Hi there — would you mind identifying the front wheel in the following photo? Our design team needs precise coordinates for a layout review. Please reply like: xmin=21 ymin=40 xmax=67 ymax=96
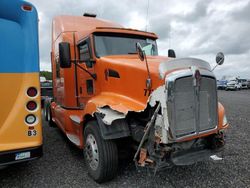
xmin=84 ymin=121 xmax=118 ymax=183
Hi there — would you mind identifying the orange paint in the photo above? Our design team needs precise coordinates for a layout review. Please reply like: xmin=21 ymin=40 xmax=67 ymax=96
xmin=50 ymin=15 xmax=228 ymax=149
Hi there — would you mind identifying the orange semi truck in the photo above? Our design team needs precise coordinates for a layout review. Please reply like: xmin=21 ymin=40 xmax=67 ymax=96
xmin=44 ymin=14 xmax=228 ymax=182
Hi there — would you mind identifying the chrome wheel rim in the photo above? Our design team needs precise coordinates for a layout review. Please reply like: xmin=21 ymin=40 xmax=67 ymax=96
xmin=85 ymin=134 xmax=99 ymax=170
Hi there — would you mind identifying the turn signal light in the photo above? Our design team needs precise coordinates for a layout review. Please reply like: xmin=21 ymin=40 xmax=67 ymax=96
xmin=25 ymin=114 xmax=36 ymax=124
xmin=27 ymin=87 xmax=37 ymax=97
xmin=26 ymin=101 xmax=37 ymax=111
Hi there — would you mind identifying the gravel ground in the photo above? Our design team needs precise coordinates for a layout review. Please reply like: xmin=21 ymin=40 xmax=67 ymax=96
xmin=0 ymin=90 xmax=250 ymax=188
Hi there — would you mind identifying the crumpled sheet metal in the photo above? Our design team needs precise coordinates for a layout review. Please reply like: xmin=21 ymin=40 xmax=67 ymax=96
xmin=97 ymin=106 xmax=126 ymax=125
xmin=96 ymin=85 xmax=166 ymax=125
xmin=96 ymin=85 xmax=170 ymax=144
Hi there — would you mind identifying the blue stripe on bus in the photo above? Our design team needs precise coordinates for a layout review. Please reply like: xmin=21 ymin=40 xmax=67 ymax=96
xmin=0 ymin=0 xmax=40 ymax=73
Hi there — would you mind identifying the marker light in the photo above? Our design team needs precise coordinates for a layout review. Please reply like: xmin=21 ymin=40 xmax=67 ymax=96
xmin=22 ymin=5 xmax=33 ymax=12
xmin=25 ymin=114 xmax=36 ymax=124
xmin=26 ymin=101 xmax=37 ymax=111
xmin=27 ymin=87 xmax=37 ymax=97
xmin=223 ymin=115 xmax=228 ymax=126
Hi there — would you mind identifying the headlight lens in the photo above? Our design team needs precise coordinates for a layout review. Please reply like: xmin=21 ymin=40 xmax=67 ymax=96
xmin=223 ymin=114 xmax=228 ymax=126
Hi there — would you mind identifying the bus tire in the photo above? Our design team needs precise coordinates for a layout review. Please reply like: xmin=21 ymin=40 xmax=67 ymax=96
xmin=83 ymin=121 xmax=118 ymax=183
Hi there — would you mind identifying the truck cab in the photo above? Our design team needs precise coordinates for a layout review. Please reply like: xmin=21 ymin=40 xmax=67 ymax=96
xmin=46 ymin=14 xmax=229 ymax=183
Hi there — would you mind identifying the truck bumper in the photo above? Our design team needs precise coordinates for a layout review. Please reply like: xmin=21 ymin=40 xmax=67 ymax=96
xmin=0 ymin=145 xmax=42 ymax=166
xmin=171 ymin=148 xmax=222 ymax=166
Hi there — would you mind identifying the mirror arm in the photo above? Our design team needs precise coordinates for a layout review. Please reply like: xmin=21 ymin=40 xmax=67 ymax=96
xmin=143 ymin=51 xmax=152 ymax=89
xmin=77 ymin=59 xmax=96 ymax=64
xmin=144 ymin=51 xmax=151 ymax=80
xmin=211 ymin=64 xmax=218 ymax=71
xmin=212 ymin=58 xmax=223 ymax=71
xmin=70 ymin=60 xmax=97 ymax=80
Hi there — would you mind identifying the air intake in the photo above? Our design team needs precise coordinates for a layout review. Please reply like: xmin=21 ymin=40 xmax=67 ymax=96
xmin=83 ymin=13 xmax=96 ymax=18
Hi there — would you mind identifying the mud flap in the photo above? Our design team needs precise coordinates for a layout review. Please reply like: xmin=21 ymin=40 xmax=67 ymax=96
xmin=95 ymin=113 xmax=130 ymax=140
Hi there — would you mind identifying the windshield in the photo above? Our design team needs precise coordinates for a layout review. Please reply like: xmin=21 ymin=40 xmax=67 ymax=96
xmin=94 ymin=33 xmax=158 ymax=57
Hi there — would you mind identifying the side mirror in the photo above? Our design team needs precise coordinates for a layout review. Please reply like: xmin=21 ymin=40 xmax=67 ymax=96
xmin=168 ymin=49 xmax=176 ymax=58
xmin=136 ymin=42 xmax=145 ymax=61
xmin=59 ymin=42 xmax=71 ymax=68
xmin=216 ymin=52 xmax=224 ymax=65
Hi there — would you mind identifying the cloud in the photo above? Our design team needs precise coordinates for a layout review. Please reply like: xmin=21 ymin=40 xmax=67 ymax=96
xmin=29 ymin=0 xmax=250 ymax=79
xmin=176 ymin=1 xmax=210 ymax=23
xmin=227 ymin=0 xmax=250 ymax=22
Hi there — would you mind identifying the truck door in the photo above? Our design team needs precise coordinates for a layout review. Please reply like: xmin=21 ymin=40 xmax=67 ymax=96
xmin=77 ymin=38 xmax=96 ymax=108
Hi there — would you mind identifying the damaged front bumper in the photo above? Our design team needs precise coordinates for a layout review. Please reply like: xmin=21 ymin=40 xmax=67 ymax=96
xmin=94 ymin=59 xmax=228 ymax=172
xmin=170 ymin=147 xmax=223 ymax=166
xmin=137 ymin=147 xmax=224 ymax=172
xmin=135 ymin=129 xmax=225 ymax=170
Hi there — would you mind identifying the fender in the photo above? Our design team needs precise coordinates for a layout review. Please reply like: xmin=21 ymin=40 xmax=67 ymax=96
xmin=95 ymin=113 xmax=130 ymax=140
xmin=83 ymin=92 xmax=147 ymax=115
xmin=82 ymin=92 xmax=146 ymax=140
xmin=218 ymin=102 xmax=228 ymax=129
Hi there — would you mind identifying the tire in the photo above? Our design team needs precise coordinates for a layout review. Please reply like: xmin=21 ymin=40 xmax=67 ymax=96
xmin=83 ymin=121 xmax=118 ymax=183
xmin=43 ymin=99 xmax=50 ymax=121
xmin=44 ymin=105 xmax=48 ymax=121
xmin=47 ymin=106 xmax=56 ymax=127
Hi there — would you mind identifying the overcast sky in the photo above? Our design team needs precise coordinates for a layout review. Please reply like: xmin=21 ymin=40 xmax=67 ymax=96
xmin=29 ymin=0 xmax=250 ymax=79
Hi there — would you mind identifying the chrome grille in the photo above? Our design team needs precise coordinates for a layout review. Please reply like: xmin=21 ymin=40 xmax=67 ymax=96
xmin=168 ymin=76 xmax=218 ymax=139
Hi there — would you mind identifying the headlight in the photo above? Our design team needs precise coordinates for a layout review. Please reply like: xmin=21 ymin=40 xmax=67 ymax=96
xmin=223 ymin=114 xmax=228 ymax=126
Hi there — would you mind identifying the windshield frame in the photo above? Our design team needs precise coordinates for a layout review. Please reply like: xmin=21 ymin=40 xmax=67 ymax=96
xmin=92 ymin=32 xmax=158 ymax=58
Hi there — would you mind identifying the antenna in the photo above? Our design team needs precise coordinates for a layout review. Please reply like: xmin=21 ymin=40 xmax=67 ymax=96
xmin=145 ymin=0 xmax=150 ymax=31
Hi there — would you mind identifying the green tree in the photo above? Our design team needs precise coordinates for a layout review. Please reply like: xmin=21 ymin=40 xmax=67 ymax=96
xmin=40 ymin=71 xmax=52 ymax=80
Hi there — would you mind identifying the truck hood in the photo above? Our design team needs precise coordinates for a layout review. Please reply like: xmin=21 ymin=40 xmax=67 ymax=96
xmin=93 ymin=55 xmax=215 ymax=115
xmin=99 ymin=55 xmax=213 ymax=79
xmin=99 ymin=55 xmax=169 ymax=78
xmin=93 ymin=55 xmax=169 ymax=114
